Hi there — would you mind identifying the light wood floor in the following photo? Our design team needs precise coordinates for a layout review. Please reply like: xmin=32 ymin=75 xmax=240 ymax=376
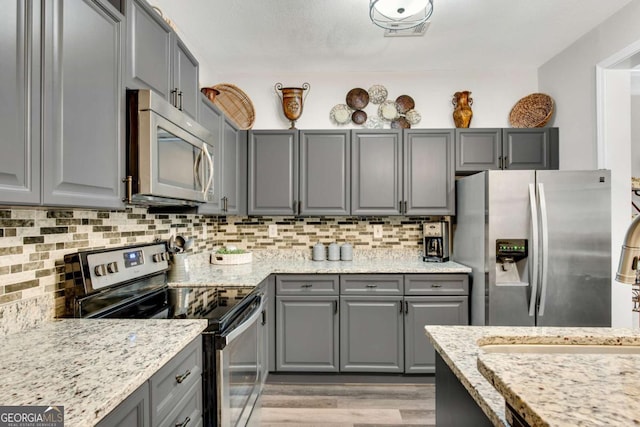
xmin=251 ymin=380 xmax=436 ymax=426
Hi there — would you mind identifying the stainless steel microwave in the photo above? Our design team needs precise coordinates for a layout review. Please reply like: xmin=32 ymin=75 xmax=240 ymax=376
xmin=125 ymin=89 xmax=214 ymax=207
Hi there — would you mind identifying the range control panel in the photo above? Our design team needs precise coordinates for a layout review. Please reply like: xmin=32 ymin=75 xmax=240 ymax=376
xmin=84 ymin=243 xmax=169 ymax=291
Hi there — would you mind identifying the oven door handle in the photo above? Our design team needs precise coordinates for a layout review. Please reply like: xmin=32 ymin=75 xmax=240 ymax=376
xmin=217 ymin=296 xmax=265 ymax=350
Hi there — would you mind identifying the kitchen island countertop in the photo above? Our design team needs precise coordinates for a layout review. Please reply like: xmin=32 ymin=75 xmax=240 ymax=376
xmin=169 ymin=253 xmax=472 ymax=287
xmin=425 ymin=325 xmax=640 ymax=427
xmin=0 ymin=318 xmax=208 ymax=427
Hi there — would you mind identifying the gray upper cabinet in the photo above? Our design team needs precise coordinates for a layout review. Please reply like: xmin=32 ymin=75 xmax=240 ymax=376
xmin=502 ymin=128 xmax=559 ymax=170
xmin=248 ymin=130 xmax=298 ymax=215
xmin=299 ymin=130 xmax=350 ymax=215
xmin=403 ymin=129 xmax=455 ymax=215
xmin=455 ymin=128 xmax=502 ymax=172
xmin=0 ymin=0 xmax=41 ymax=204
xmin=456 ymin=128 xmax=559 ymax=173
xmin=125 ymin=0 xmax=199 ymax=119
xmin=42 ymin=0 xmax=125 ymax=209
xmin=351 ymin=130 xmax=402 ymax=215
xmin=221 ymin=118 xmax=247 ymax=215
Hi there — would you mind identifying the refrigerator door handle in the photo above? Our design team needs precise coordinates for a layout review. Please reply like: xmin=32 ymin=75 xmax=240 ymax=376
xmin=528 ymin=183 xmax=539 ymax=317
xmin=537 ymin=182 xmax=550 ymax=317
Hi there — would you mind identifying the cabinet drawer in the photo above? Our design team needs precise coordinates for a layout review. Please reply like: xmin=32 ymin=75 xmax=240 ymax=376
xmin=404 ymin=274 xmax=469 ymax=295
xmin=340 ymin=275 xmax=404 ymax=295
xmin=150 ymin=336 xmax=202 ymax=426
xmin=158 ymin=379 xmax=202 ymax=427
xmin=276 ymin=275 xmax=339 ymax=295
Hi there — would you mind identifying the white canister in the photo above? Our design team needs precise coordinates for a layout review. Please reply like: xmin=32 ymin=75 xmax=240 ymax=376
xmin=340 ymin=243 xmax=353 ymax=261
xmin=328 ymin=242 xmax=340 ymax=261
xmin=312 ymin=242 xmax=326 ymax=261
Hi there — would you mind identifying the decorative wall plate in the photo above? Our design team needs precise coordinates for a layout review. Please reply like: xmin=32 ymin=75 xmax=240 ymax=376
xmin=378 ymin=100 xmax=399 ymax=121
xmin=346 ymin=88 xmax=369 ymax=109
xmin=330 ymin=104 xmax=352 ymax=124
xmin=368 ymin=85 xmax=388 ymax=104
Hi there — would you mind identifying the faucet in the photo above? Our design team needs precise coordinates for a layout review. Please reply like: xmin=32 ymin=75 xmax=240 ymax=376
xmin=616 ymin=215 xmax=640 ymax=311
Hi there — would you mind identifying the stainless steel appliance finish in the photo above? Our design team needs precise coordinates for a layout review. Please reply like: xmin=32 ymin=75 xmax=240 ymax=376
xmin=125 ymin=89 xmax=215 ymax=207
xmin=63 ymin=243 xmax=267 ymax=427
xmin=454 ymin=170 xmax=611 ymax=327
xmin=423 ymin=221 xmax=450 ymax=262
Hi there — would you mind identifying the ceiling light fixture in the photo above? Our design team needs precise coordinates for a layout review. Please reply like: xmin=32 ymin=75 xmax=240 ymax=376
xmin=369 ymin=0 xmax=434 ymax=31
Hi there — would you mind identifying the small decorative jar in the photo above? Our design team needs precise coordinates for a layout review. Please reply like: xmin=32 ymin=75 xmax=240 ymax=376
xmin=328 ymin=242 xmax=340 ymax=261
xmin=312 ymin=242 xmax=326 ymax=261
xmin=340 ymin=243 xmax=353 ymax=261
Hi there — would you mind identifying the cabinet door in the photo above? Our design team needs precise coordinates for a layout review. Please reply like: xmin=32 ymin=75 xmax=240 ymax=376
xmin=404 ymin=296 xmax=468 ymax=374
xmin=97 ymin=381 xmax=150 ymax=427
xmin=351 ymin=130 xmax=402 ymax=215
xmin=221 ymin=119 xmax=247 ymax=215
xmin=42 ymin=0 xmax=125 ymax=209
xmin=125 ymin=0 xmax=171 ymax=99
xmin=502 ymin=128 xmax=559 ymax=170
xmin=340 ymin=296 xmax=404 ymax=373
xmin=455 ymin=129 xmax=501 ymax=173
xmin=404 ymin=129 xmax=455 ymax=215
xmin=172 ymin=37 xmax=199 ymax=120
xmin=299 ymin=130 xmax=351 ymax=215
xmin=276 ymin=296 xmax=339 ymax=371
xmin=197 ymin=94 xmax=223 ymax=214
xmin=0 ymin=0 xmax=40 ymax=204
xmin=248 ymin=130 xmax=298 ymax=215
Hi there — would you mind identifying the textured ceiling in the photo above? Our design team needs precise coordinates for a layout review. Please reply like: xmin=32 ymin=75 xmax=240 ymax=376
xmin=149 ymin=0 xmax=633 ymax=75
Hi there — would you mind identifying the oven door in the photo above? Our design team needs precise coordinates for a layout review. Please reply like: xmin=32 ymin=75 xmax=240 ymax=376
xmin=135 ymin=108 xmax=214 ymax=204
xmin=216 ymin=294 xmax=265 ymax=427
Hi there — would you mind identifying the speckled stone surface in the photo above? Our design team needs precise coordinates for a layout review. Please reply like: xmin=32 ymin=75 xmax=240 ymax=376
xmin=425 ymin=325 xmax=640 ymax=427
xmin=0 ymin=318 xmax=208 ymax=427
xmin=169 ymin=252 xmax=471 ymax=287
xmin=0 ymin=294 xmax=55 ymax=336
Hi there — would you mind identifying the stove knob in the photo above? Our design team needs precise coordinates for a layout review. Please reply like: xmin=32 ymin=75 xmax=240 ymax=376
xmin=153 ymin=253 xmax=163 ymax=262
xmin=94 ymin=264 xmax=107 ymax=277
xmin=107 ymin=262 xmax=118 ymax=273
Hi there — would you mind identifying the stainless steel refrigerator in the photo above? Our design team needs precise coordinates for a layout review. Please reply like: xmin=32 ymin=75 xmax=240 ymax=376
xmin=454 ymin=170 xmax=611 ymax=327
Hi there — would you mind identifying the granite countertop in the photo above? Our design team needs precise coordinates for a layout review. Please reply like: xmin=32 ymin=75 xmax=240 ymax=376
xmin=425 ymin=325 xmax=640 ymax=427
xmin=169 ymin=252 xmax=472 ymax=288
xmin=0 ymin=318 xmax=208 ymax=427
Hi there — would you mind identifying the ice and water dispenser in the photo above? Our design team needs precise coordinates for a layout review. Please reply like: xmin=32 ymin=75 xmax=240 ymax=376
xmin=495 ymin=239 xmax=528 ymax=285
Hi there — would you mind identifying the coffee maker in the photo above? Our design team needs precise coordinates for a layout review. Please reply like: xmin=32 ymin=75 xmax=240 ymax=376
xmin=423 ymin=221 xmax=450 ymax=262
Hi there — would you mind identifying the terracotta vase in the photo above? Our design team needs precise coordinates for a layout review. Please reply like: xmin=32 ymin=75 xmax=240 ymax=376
xmin=452 ymin=91 xmax=473 ymax=128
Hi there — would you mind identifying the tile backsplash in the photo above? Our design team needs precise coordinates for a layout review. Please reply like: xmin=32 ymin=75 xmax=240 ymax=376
xmin=0 ymin=206 xmax=446 ymax=332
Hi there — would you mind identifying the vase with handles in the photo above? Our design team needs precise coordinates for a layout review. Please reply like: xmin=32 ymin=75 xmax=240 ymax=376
xmin=452 ymin=91 xmax=473 ymax=128
xmin=275 ymin=82 xmax=310 ymax=129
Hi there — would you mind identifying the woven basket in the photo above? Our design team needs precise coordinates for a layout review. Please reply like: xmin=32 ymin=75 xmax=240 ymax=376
xmin=509 ymin=93 xmax=554 ymax=128
xmin=207 ymin=83 xmax=256 ymax=130
xmin=210 ymin=252 xmax=252 ymax=265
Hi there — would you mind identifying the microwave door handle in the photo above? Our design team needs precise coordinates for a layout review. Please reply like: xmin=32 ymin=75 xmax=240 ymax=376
xmin=202 ymin=144 xmax=214 ymax=196
xmin=194 ymin=150 xmax=203 ymax=189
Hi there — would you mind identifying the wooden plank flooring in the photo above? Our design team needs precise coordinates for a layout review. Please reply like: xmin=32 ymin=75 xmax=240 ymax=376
xmin=251 ymin=381 xmax=436 ymax=426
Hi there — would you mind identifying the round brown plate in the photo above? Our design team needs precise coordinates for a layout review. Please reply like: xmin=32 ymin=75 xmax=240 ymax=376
xmin=390 ymin=117 xmax=411 ymax=129
xmin=346 ymin=88 xmax=369 ymax=110
xmin=352 ymin=110 xmax=367 ymax=125
xmin=395 ymin=95 xmax=415 ymax=114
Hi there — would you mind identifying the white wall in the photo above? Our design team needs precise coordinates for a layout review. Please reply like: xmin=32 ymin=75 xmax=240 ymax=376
xmin=632 ymin=95 xmax=640 ymax=177
xmin=201 ymin=70 xmax=538 ymax=130
xmin=538 ymin=0 xmax=640 ymax=327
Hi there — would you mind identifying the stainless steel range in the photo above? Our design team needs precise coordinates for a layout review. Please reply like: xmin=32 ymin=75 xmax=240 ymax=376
xmin=63 ymin=242 xmax=267 ymax=427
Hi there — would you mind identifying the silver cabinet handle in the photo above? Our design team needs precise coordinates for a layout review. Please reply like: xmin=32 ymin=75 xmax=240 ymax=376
xmin=431 ymin=283 xmax=442 ymax=288
xmin=293 ymin=200 xmax=297 ymax=214
xmin=366 ymin=284 xmax=377 ymax=288
xmin=333 ymin=300 xmax=338 ymax=314
xmin=405 ymin=301 xmax=409 ymax=314
xmin=298 ymin=200 xmax=302 ymax=215
xmin=261 ymin=309 xmax=266 ymax=326
xmin=301 ymin=283 xmax=312 ymax=288
xmin=223 ymin=196 xmax=228 ymax=212
xmin=504 ymin=155 xmax=509 ymax=169
xmin=175 ymin=416 xmax=190 ymax=427
xmin=403 ymin=201 xmax=407 ymax=214
xmin=170 ymin=89 xmax=178 ymax=107
xmin=175 ymin=369 xmax=191 ymax=384
xmin=399 ymin=200 xmax=403 ymax=213
xmin=178 ymin=90 xmax=184 ymax=111
xmin=399 ymin=301 xmax=403 ymax=313
xmin=498 ymin=155 xmax=503 ymax=169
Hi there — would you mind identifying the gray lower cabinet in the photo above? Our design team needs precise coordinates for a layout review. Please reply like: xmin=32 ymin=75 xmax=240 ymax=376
xmin=0 ymin=0 xmax=40 ymax=204
xmin=41 ymin=0 xmax=125 ymax=209
xmin=455 ymin=128 xmax=559 ymax=174
xmin=98 ymin=336 xmax=202 ymax=427
xmin=125 ymin=0 xmax=199 ymax=119
xmin=351 ymin=130 xmax=402 ymax=215
xmin=97 ymin=382 xmax=150 ymax=427
xmin=248 ymin=130 xmax=350 ymax=216
xmin=275 ymin=275 xmax=339 ymax=371
xmin=340 ymin=295 xmax=404 ymax=373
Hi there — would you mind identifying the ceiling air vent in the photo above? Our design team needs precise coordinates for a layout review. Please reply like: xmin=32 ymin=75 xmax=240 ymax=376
xmin=384 ymin=21 xmax=430 ymax=37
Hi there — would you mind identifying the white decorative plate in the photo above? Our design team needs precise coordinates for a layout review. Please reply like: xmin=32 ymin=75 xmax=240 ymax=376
xmin=405 ymin=109 xmax=422 ymax=125
xmin=368 ymin=85 xmax=388 ymax=104
xmin=378 ymin=100 xmax=398 ymax=121
xmin=330 ymin=104 xmax=352 ymax=125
